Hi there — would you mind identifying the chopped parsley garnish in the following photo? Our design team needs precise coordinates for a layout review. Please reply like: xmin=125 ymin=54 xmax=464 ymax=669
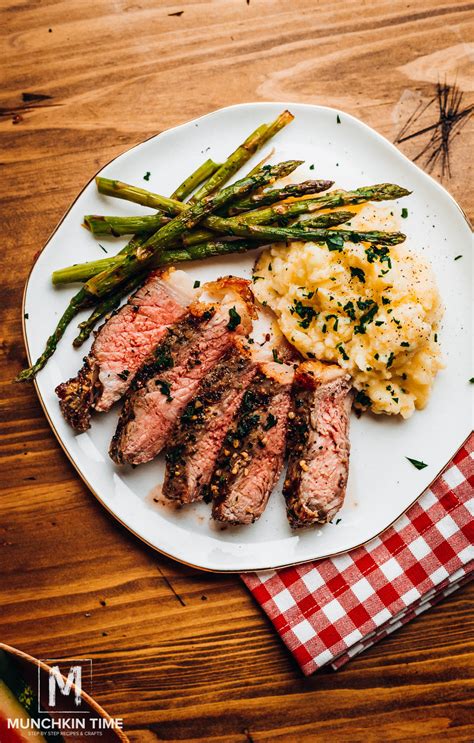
xmin=386 ymin=352 xmax=395 ymax=368
xmin=193 ymin=280 xmax=200 ymax=288
xmin=155 ymin=379 xmax=173 ymax=401
xmin=336 ymin=114 xmax=341 ymax=124
xmin=375 ymin=320 xmax=384 ymax=326
xmin=268 ymin=263 xmax=272 ymax=271
xmin=117 ymin=369 xmax=130 ymax=381
xmin=354 ymin=301 xmax=378 ymax=335
xmin=406 ymin=457 xmax=428 ymax=470
xmin=382 ymin=296 xmax=391 ymax=305
xmin=469 ymin=378 xmax=474 ymax=383
xmin=264 ymin=413 xmax=277 ymax=431
xmin=143 ymin=171 xmax=151 ymax=181
xmin=374 ymin=353 xmax=379 ymax=360
xmin=227 ymin=306 xmax=241 ymax=331
xmin=272 ymin=348 xmax=283 ymax=364
xmin=252 ymin=275 xmax=264 ymax=282
xmin=154 ymin=347 xmax=174 ymax=370
xmin=24 ymin=313 xmax=29 ymax=319
xmin=350 ymin=266 xmax=365 ymax=283
xmin=343 ymin=301 xmax=356 ymax=321
xmin=401 ymin=208 xmax=408 ymax=219
xmin=290 ymin=300 xmax=318 ymax=329
xmin=434 ymin=333 xmax=438 ymax=343
xmin=309 ymin=164 xmax=315 ymax=170
xmin=454 ymin=255 xmax=463 ymax=260
xmin=365 ymin=245 xmax=391 ymax=269
xmin=301 ymin=289 xmax=315 ymax=299
xmin=355 ymin=390 xmax=371 ymax=407
xmin=336 ymin=343 xmax=349 ymax=361
xmin=400 ymin=342 xmax=410 ymax=347
xmin=326 ymin=234 xmax=344 ymax=252
xmin=325 ymin=313 xmax=339 ymax=331
xmin=99 ymin=244 xmax=108 ymax=253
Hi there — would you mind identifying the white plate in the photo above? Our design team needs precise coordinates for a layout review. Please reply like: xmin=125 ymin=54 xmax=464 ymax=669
xmin=23 ymin=102 xmax=473 ymax=572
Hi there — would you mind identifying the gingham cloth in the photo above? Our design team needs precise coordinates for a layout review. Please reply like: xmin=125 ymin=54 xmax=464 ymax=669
xmin=242 ymin=433 xmax=474 ymax=675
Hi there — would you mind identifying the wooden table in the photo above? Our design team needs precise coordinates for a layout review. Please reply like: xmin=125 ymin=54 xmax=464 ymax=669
xmin=2 ymin=1 xmax=473 ymax=740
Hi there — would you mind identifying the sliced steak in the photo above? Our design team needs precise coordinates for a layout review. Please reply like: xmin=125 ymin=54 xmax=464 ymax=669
xmin=211 ymin=361 xmax=293 ymax=525
xmin=55 ymin=269 xmax=195 ymax=432
xmin=284 ymin=361 xmax=353 ymax=528
xmin=110 ymin=278 xmax=254 ymax=466
xmin=163 ymin=344 xmax=257 ymax=504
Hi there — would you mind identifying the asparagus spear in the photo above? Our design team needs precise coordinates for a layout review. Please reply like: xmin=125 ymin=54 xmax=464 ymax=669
xmin=181 ymin=207 xmax=354 ymax=246
xmin=85 ymin=162 xmax=301 ymax=297
xmin=96 ymin=177 xmax=179 ymax=214
xmin=297 ymin=211 xmax=357 ymax=229
xmin=84 ymin=213 xmax=169 ymax=236
xmin=73 ymin=236 xmax=259 ymax=342
xmin=52 ymin=237 xmax=257 ymax=285
xmin=246 ymin=148 xmax=275 ymax=176
xmin=212 ymin=221 xmax=406 ymax=245
xmin=53 ymin=237 xmax=148 ymax=286
xmin=189 ymin=110 xmax=294 ymax=202
xmin=229 ymin=179 xmax=334 ymax=214
xmin=53 ymin=256 xmax=124 ymax=284
xmin=171 ymin=158 xmax=221 ymax=200
xmin=231 ymin=183 xmax=412 ymax=225
xmin=16 ymin=288 xmax=93 ymax=381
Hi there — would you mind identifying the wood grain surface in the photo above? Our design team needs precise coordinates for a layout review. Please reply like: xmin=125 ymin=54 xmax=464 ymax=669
xmin=1 ymin=1 xmax=473 ymax=741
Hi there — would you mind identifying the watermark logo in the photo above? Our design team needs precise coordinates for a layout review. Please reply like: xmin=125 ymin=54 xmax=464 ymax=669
xmin=48 ymin=664 xmax=83 ymax=709
xmin=39 ymin=659 xmax=92 ymax=713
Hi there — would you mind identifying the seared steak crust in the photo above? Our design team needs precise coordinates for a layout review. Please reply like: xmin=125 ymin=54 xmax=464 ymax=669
xmin=211 ymin=362 xmax=293 ymax=525
xmin=284 ymin=361 xmax=353 ymax=528
xmin=55 ymin=357 xmax=97 ymax=433
xmin=110 ymin=293 xmax=252 ymax=466
xmin=163 ymin=346 xmax=257 ymax=503
xmin=55 ymin=269 xmax=193 ymax=432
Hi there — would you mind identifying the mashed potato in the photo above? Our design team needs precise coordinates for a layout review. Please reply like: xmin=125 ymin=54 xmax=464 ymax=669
xmin=252 ymin=206 xmax=443 ymax=418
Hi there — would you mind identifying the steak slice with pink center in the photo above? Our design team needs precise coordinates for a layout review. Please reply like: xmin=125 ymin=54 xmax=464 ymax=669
xmin=211 ymin=361 xmax=293 ymax=525
xmin=284 ymin=361 xmax=353 ymax=528
xmin=55 ymin=269 xmax=195 ymax=432
xmin=110 ymin=279 xmax=254 ymax=466
xmin=163 ymin=344 xmax=257 ymax=504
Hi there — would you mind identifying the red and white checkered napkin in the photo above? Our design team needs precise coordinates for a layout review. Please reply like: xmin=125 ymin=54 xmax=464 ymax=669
xmin=242 ymin=434 xmax=474 ymax=675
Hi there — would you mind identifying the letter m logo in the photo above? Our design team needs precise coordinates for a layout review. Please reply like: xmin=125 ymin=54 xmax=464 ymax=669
xmin=48 ymin=665 xmax=82 ymax=707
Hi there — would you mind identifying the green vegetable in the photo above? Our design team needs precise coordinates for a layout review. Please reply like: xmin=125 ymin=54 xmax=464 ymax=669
xmin=171 ymin=158 xmax=221 ymax=200
xmin=350 ymin=267 xmax=366 ymax=283
xmin=189 ymin=110 xmax=295 ymax=202
xmin=354 ymin=390 xmax=371 ymax=407
xmin=227 ymin=306 xmax=241 ymax=331
xmin=264 ymin=413 xmax=277 ymax=430
xmin=406 ymin=457 xmax=428 ymax=470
